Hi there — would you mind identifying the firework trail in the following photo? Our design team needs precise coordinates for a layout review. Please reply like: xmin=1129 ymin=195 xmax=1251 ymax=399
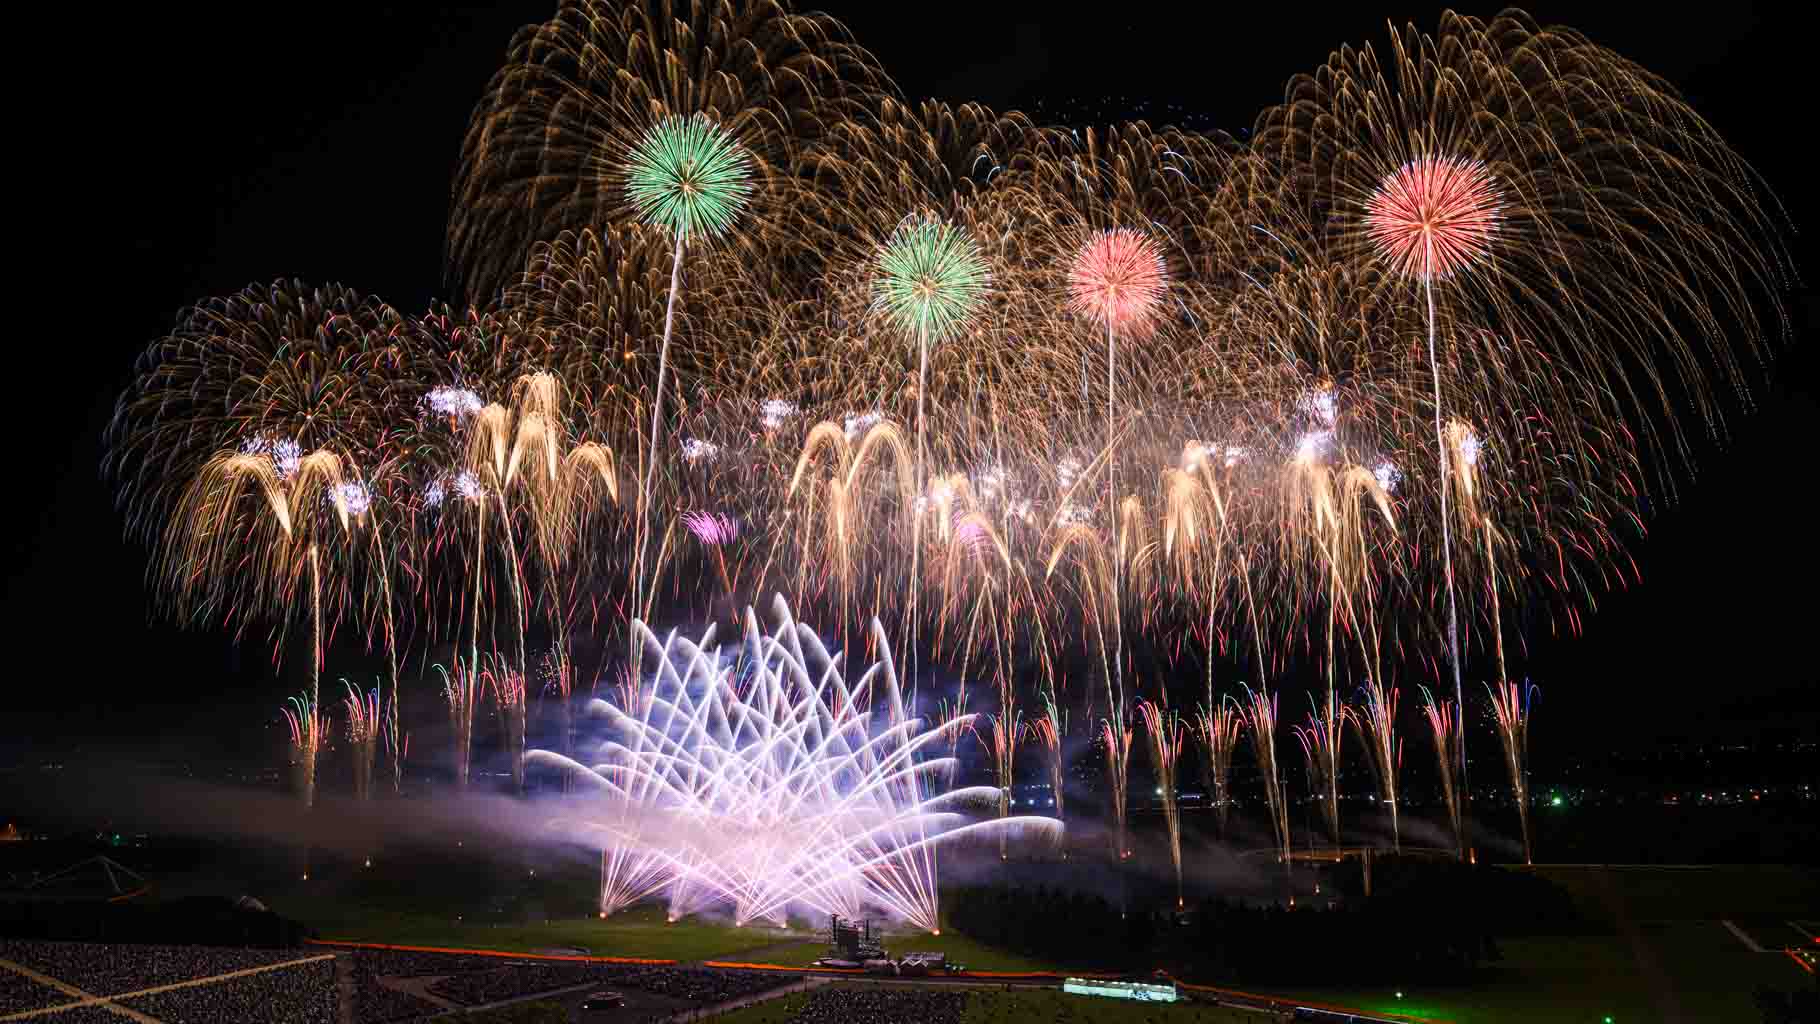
xmin=1420 ymin=687 xmax=1464 ymax=858
xmin=384 ymin=680 xmax=407 ymax=796
xmin=1487 ymin=680 xmax=1537 ymax=864
xmin=1352 ymin=679 xmax=1402 ymax=849
xmin=342 ymin=682 xmax=380 ymax=801
xmin=282 ymin=693 xmax=326 ymax=810
xmin=1193 ymin=698 xmax=1243 ymax=839
xmin=1138 ymin=700 xmax=1186 ymax=908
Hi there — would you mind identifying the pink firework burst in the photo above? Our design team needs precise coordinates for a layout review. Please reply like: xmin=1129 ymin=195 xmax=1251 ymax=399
xmin=1366 ymin=155 xmax=1504 ymax=280
xmin=681 ymin=510 xmax=740 ymax=546
xmin=1066 ymin=228 xmax=1169 ymax=337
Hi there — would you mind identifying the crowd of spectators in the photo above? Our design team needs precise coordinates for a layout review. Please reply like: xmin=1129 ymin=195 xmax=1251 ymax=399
xmin=789 ymin=987 xmax=965 ymax=1024
xmin=611 ymin=965 xmax=798 ymax=1004
xmin=419 ymin=960 xmax=800 ymax=1008
xmin=0 ymin=939 xmax=307 ymax=996
xmin=350 ymin=950 xmax=441 ymax=1023
xmin=0 ymin=965 xmax=67 ymax=1016
xmin=425 ymin=960 xmax=604 ymax=1005
xmin=120 ymin=958 xmax=337 ymax=1024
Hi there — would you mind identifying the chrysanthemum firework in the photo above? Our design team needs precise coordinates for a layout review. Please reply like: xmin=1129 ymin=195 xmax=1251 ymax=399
xmin=626 ymin=114 xmax=754 ymax=243
xmin=1066 ymin=228 xmax=1170 ymax=338
xmin=871 ymin=214 xmax=990 ymax=346
xmin=1365 ymin=156 xmax=1502 ymax=280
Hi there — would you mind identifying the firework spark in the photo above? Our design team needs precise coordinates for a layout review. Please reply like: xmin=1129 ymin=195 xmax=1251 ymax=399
xmin=1365 ymin=156 xmax=1503 ymax=281
xmin=1066 ymin=229 xmax=1169 ymax=337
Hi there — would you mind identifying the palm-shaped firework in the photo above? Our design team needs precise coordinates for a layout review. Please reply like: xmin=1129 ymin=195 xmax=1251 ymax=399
xmin=626 ymin=113 xmax=753 ymax=652
xmin=871 ymin=213 xmax=988 ymax=683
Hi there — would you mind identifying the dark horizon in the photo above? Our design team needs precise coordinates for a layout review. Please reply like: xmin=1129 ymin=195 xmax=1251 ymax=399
xmin=12 ymin=2 xmax=1816 ymax=764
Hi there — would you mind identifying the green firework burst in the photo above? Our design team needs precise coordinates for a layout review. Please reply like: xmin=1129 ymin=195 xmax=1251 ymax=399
xmin=871 ymin=215 xmax=990 ymax=344
xmin=625 ymin=114 xmax=753 ymax=242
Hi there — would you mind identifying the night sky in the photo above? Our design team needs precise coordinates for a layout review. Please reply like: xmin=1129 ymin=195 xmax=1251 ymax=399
xmin=14 ymin=2 xmax=1815 ymax=765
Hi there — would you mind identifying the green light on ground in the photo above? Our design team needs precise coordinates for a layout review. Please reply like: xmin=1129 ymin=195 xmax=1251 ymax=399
xmin=1552 ymin=794 xmax=1564 ymax=806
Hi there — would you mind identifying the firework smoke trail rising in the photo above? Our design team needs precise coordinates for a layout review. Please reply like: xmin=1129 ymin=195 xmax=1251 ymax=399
xmin=529 ymin=598 xmax=1057 ymax=931
xmin=1488 ymin=681 xmax=1536 ymax=864
xmin=1139 ymin=700 xmax=1185 ymax=908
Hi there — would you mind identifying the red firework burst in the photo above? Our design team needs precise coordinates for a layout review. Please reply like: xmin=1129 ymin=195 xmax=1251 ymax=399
xmin=1366 ymin=156 xmax=1503 ymax=280
xmin=1067 ymin=228 xmax=1169 ymax=336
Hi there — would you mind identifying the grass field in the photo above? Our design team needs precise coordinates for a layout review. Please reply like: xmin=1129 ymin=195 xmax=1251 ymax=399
xmin=1247 ymin=863 xmax=1820 ymax=1023
xmin=285 ymin=900 xmax=802 ymax=961
xmin=735 ymin=928 xmax=1055 ymax=973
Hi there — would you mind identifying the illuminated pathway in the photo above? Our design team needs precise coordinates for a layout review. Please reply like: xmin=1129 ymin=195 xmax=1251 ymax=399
xmin=0 ymin=953 xmax=334 ymax=1022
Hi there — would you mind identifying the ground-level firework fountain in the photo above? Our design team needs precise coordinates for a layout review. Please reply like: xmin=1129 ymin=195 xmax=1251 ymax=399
xmin=528 ymin=597 xmax=1060 ymax=933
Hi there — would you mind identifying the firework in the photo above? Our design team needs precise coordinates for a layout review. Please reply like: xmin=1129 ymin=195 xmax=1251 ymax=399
xmin=625 ymin=117 xmax=754 ymax=681
xmin=1365 ymin=157 xmax=1503 ymax=281
xmin=984 ymin=711 xmax=1022 ymax=859
xmin=1487 ymin=680 xmax=1537 ymax=864
xmin=1293 ymin=694 xmax=1347 ymax=847
xmin=282 ymin=693 xmax=326 ymax=810
xmin=490 ymin=660 xmax=529 ymax=795
xmin=1098 ymin=718 xmax=1135 ymax=862
xmin=1352 ymin=680 xmax=1402 ymax=849
xmin=343 ymin=682 xmax=380 ymax=802
xmin=1192 ymin=699 xmax=1243 ymax=839
xmin=528 ymin=598 xmax=1057 ymax=930
xmin=1138 ymin=700 xmax=1185 ymax=907
xmin=626 ymin=114 xmax=754 ymax=243
xmin=1239 ymin=685 xmax=1288 ymax=859
xmin=1066 ymin=229 xmax=1170 ymax=339
xmin=871 ymin=212 xmax=989 ymax=686
xmin=1028 ymin=696 xmax=1068 ymax=844
xmin=1420 ymin=687 xmax=1464 ymax=858
xmin=438 ymin=660 xmax=480 ymax=793
xmin=384 ymin=680 xmax=407 ymax=796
